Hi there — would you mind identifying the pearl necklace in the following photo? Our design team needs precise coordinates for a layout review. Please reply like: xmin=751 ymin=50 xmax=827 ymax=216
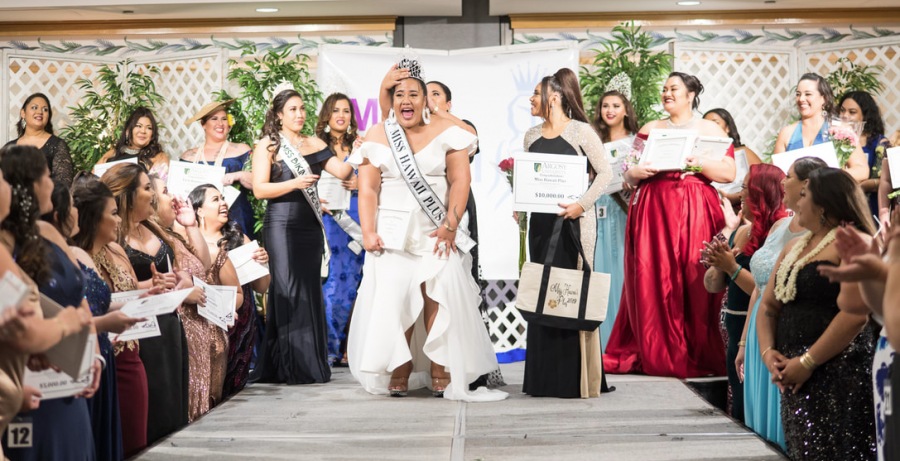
xmin=773 ymin=227 xmax=838 ymax=303
xmin=666 ymin=114 xmax=697 ymax=129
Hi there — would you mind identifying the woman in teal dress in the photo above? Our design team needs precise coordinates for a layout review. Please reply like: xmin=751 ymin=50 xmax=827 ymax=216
xmin=590 ymin=86 xmax=638 ymax=348
xmin=181 ymin=100 xmax=257 ymax=240
xmin=739 ymin=157 xmax=827 ymax=448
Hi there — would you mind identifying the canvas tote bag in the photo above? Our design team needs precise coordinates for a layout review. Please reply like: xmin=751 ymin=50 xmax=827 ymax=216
xmin=517 ymin=217 xmax=610 ymax=331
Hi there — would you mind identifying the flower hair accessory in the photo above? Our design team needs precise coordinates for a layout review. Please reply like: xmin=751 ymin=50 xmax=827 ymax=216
xmin=606 ymin=72 xmax=632 ymax=101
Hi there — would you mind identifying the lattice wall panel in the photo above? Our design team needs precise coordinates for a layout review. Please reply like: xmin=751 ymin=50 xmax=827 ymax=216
xmin=483 ymin=280 xmax=526 ymax=351
xmin=2 ymin=55 xmax=116 ymax=144
xmin=673 ymin=45 xmax=797 ymax=155
xmin=802 ymin=41 xmax=900 ymax=135
xmin=129 ymin=52 xmax=226 ymax=158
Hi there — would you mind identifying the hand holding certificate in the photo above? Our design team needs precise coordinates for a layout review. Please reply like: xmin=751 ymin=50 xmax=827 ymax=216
xmin=376 ymin=208 xmax=412 ymax=251
xmin=318 ymin=171 xmax=351 ymax=211
xmin=39 ymin=294 xmax=92 ymax=380
xmin=228 ymin=240 xmax=270 ymax=286
xmin=24 ymin=334 xmax=95 ymax=400
xmin=193 ymin=277 xmax=235 ymax=331
xmin=639 ymin=129 xmax=698 ymax=171
xmin=603 ymin=139 xmax=632 ymax=194
xmin=512 ymin=152 xmax=589 ymax=213
xmin=115 ymin=288 xmax=192 ymax=341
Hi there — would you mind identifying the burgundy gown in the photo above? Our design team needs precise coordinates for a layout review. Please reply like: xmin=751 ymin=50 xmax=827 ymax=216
xmin=603 ymin=134 xmax=732 ymax=379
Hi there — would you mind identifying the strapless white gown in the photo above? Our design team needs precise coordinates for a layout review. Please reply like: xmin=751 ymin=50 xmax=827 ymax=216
xmin=347 ymin=126 xmax=507 ymax=402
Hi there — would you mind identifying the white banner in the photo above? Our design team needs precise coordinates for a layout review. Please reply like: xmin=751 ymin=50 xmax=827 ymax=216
xmin=317 ymin=43 xmax=579 ymax=280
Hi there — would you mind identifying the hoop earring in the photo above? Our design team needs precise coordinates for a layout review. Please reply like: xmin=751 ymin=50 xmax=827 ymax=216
xmin=423 ymin=107 xmax=431 ymax=125
xmin=324 ymin=124 xmax=331 ymax=133
xmin=388 ymin=108 xmax=397 ymax=122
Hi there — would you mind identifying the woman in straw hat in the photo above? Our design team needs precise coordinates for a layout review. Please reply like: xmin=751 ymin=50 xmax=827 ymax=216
xmin=180 ymin=99 xmax=257 ymax=239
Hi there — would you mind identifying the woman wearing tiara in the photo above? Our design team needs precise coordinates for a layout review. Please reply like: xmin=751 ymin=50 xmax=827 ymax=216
xmin=590 ymin=74 xmax=639 ymax=349
xmin=604 ymin=72 xmax=737 ymax=379
xmin=348 ymin=59 xmax=506 ymax=401
xmin=251 ymin=85 xmax=354 ymax=385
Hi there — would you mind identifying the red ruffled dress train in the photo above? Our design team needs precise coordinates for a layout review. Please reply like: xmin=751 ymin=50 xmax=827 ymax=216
xmin=603 ymin=138 xmax=732 ymax=379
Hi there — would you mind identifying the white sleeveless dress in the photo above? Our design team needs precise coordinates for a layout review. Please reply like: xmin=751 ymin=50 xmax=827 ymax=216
xmin=347 ymin=126 xmax=507 ymax=402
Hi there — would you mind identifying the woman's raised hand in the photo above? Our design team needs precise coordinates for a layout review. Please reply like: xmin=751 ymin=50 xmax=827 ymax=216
xmin=173 ymin=196 xmax=196 ymax=228
xmin=382 ymin=64 xmax=410 ymax=92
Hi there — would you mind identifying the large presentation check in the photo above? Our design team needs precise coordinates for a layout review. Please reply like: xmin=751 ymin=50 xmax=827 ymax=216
xmin=512 ymin=152 xmax=589 ymax=214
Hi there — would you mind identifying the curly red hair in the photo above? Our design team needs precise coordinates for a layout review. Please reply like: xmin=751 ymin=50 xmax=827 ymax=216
xmin=744 ymin=164 xmax=788 ymax=257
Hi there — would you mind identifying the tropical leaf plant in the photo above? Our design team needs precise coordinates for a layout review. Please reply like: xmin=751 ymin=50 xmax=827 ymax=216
xmin=580 ymin=21 xmax=673 ymax=126
xmin=825 ymin=57 xmax=886 ymax=101
xmin=60 ymin=60 xmax=165 ymax=173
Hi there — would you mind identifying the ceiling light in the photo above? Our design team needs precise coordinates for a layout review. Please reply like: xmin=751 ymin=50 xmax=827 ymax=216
xmin=256 ymin=8 xmax=279 ymax=13
xmin=677 ymin=1 xmax=701 ymax=4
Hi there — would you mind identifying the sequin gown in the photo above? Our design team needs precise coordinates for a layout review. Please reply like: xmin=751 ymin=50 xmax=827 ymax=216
xmin=92 ymin=247 xmax=148 ymax=458
xmin=201 ymin=247 xmax=233 ymax=402
xmin=171 ymin=238 xmax=227 ymax=419
xmin=776 ymin=261 xmax=876 ymax=460
xmin=182 ymin=152 xmax=256 ymax=240
xmin=745 ymin=220 xmax=805 ymax=449
xmin=3 ymin=136 xmax=74 ymax=184
xmin=209 ymin=247 xmax=257 ymax=397
xmin=252 ymin=148 xmax=334 ymax=385
xmin=873 ymin=324 xmax=895 ymax=461
xmin=126 ymin=239 xmax=189 ymax=445
xmin=3 ymin=240 xmax=93 ymax=461
xmin=521 ymin=121 xmax=613 ymax=399
xmin=81 ymin=263 xmax=124 ymax=461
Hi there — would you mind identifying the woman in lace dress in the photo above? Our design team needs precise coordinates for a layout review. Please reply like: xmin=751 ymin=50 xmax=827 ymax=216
xmin=3 ymin=93 xmax=73 ymax=184
xmin=756 ymin=167 xmax=876 ymax=459
xmin=190 ymin=183 xmax=269 ymax=396
xmin=96 ymin=107 xmax=170 ymax=181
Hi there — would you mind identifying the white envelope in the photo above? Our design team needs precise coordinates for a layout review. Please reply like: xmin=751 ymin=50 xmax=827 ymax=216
xmin=228 ymin=240 xmax=270 ymax=286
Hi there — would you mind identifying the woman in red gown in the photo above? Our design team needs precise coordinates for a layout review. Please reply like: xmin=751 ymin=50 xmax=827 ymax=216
xmin=603 ymin=72 xmax=737 ymax=378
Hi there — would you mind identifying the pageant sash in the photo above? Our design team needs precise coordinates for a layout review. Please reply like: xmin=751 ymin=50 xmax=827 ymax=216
xmin=333 ymin=211 xmax=363 ymax=255
xmin=383 ymin=119 xmax=476 ymax=253
xmin=277 ymin=134 xmax=331 ymax=276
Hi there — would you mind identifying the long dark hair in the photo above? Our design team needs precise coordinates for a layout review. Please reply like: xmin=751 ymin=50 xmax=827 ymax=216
xmin=71 ymin=179 xmax=114 ymax=253
xmin=188 ymin=184 xmax=244 ymax=252
xmin=0 ymin=145 xmax=51 ymax=284
xmin=40 ymin=179 xmax=74 ymax=240
xmin=793 ymin=156 xmax=829 ymax=181
xmin=17 ymin=93 xmax=54 ymax=138
xmin=592 ymin=91 xmax=639 ymax=143
xmin=261 ymin=89 xmax=304 ymax=177
xmin=315 ymin=93 xmax=358 ymax=154
xmin=839 ymin=91 xmax=885 ymax=139
xmin=744 ymin=164 xmax=788 ymax=256
xmin=798 ymin=73 xmax=837 ymax=117
xmin=114 ymin=107 xmax=163 ymax=167
xmin=703 ymin=108 xmax=744 ymax=148
xmin=807 ymin=168 xmax=875 ymax=235
xmin=668 ymin=72 xmax=704 ymax=110
xmin=540 ymin=68 xmax=589 ymax=124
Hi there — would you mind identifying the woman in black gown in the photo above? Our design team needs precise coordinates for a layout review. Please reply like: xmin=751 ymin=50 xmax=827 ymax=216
xmin=756 ymin=168 xmax=876 ymax=459
xmin=521 ymin=69 xmax=613 ymax=399
xmin=101 ymin=163 xmax=192 ymax=444
xmin=3 ymin=93 xmax=74 ymax=184
xmin=251 ymin=87 xmax=353 ymax=385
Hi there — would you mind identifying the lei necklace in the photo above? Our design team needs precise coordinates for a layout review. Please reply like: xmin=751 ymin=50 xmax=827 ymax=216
xmin=773 ymin=227 xmax=838 ymax=303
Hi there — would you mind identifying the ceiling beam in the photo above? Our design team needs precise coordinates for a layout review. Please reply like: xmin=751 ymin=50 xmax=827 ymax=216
xmin=509 ymin=8 xmax=900 ymax=29
xmin=0 ymin=15 xmax=397 ymax=37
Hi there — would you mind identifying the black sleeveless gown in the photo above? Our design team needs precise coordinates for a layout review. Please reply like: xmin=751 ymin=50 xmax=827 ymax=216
xmin=126 ymin=240 xmax=189 ymax=445
xmin=776 ymin=261 xmax=876 ymax=460
xmin=251 ymin=149 xmax=334 ymax=385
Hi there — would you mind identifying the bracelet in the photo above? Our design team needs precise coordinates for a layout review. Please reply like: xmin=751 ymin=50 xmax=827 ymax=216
xmin=760 ymin=347 xmax=773 ymax=359
xmin=730 ymin=266 xmax=742 ymax=281
xmin=53 ymin=317 xmax=67 ymax=340
xmin=800 ymin=351 xmax=818 ymax=371
xmin=737 ymin=340 xmax=746 ymax=347
xmin=444 ymin=224 xmax=456 ymax=232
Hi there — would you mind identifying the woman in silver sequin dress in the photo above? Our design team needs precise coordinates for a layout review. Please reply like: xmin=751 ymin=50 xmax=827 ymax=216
xmin=756 ymin=168 xmax=877 ymax=460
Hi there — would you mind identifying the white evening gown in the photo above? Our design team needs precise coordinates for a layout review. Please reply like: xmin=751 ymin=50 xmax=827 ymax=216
xmin=347 ymin=126 xmax=507 ymax=402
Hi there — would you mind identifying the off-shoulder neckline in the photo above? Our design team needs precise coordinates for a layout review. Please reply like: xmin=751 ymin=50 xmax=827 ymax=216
xmin=362 ymin=125 xmax=471 ymax=155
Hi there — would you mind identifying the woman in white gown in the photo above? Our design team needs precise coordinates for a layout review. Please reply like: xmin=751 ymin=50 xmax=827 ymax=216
xmin=348 ymin=60 xmax=507 ymax=402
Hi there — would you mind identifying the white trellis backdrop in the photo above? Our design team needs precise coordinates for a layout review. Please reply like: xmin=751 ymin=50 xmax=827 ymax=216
xmin=673 ymin=36 xmax=900 ymax=154
xmin=2 ymin=48 xmax=228 ymax=156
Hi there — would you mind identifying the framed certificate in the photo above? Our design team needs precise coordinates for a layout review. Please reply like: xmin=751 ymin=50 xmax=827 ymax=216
xmin=771 ymin=142 xmax=839 ymax=174
xmin=603 ymin=138 xmax=632 ymax=194
xmin=887 ymin=147 xmax=900 ymax=190
xmin=317 ymin=171 xmax=351 ymax=210
xmin=168 ymin=163 xmax=227 ymax=198
xmin=693 ymin=136 xmax=733 ymax=162
xmin=640 ymin=129 xmax=698 ymax=171
xmin=512 ymin=152 xmax=589 ymax=214
xmin=376 ymin=208 xmax=412 ymax=251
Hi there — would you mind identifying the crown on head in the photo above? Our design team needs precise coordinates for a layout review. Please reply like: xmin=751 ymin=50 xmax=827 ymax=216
xmin=398 ymin=46 xmax=424 ymax=82
xmin=272 ymin=81 xmax=295 ymax=98
xmin=606 ymin=72 xmax=632 ymax=101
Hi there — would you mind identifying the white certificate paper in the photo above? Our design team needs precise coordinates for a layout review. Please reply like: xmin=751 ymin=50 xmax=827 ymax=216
xmin=640 ymin=129 xmax=698 ymax=171
xmin=223 ymin=186 xmax=241 ymax=208
xmin=376 ymin=208 xmax=412 ymax=251
xmin=713 ymin=148 xmax=749 ymax=195
xmin=168 ymin=163 xmax=227 ymax=198
xmin=93 ymin=158 xmax=138 ymax=177
xmin=512 ymin=152 xmax=589 ymax=214
xmin=0 ymin=270 xmax=30 ymax=316
xmin=110 ymin=289 xmax=160 ymax=342
xmin=693 ymin=136 xmax=733 ymax=162
xmin=120 ymin=288 xmax=193 ymax=317
xmin=771 ymin=142 xmax=839 ymax=174
xmin=887 ymin=147 xmax=900 ymax=190
xmin=317 ymin=171 xmax=351 ymax=210
xmin=603 ymin=138 xmax=632 ymax=194
xmin=228 ymin=240 xmax=269 ymax=286
xmin=193 ymin=277 xmax=232 ymax=331
xmin=23 ymin=366 xmax=93 ymax=400
xmin=39 ymin=295 xmax=92 ymax=380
